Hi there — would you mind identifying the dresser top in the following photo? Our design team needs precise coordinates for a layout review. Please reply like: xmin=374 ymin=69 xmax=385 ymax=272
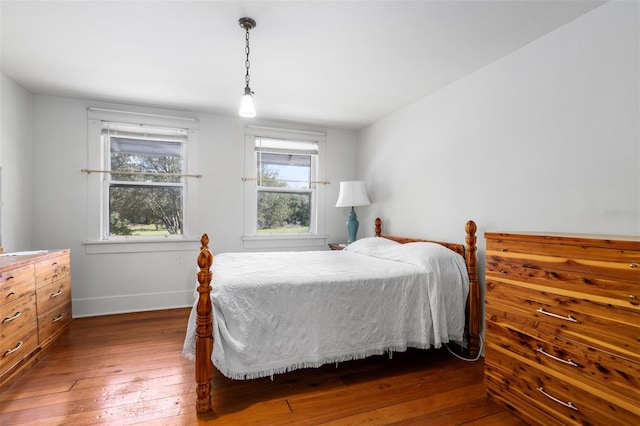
xmin=485 ymin=231 xmax=640 ymax=250
xmin=0 ymin=249 xmax=68 ymax=270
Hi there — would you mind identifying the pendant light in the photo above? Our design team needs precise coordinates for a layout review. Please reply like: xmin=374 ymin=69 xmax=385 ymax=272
xmin=238 ymin=17 xmax=257 ymax=118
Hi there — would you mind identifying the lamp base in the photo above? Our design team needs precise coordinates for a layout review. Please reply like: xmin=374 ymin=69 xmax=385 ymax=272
xmin=346 ymin=207 xmax=359 ymax=244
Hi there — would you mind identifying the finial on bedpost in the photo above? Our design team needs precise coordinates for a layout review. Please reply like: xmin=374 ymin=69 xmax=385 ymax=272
xmin=196 ymin=233 xmax=214 ymax=413
xmin=375 ymin=217 xmax=382 ymax=237
xmin=198 ymin=234 xmax=212 ymax=270
xmin=464 ymin=220 xmax=481 ymax=358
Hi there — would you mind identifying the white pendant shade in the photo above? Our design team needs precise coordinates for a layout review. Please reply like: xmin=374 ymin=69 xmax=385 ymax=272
xmin=335 ymin=181 xmax=371 ymax=207
xmin=239 ymin=93 xmax=256 ymax=118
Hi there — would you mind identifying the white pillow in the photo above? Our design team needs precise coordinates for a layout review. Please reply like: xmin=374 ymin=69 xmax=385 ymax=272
xmin=343 ymin=237 xmax=400 ymax=256
xmin=347 ymin=239 xmax=467 ymax=281
xmin=389 ymin=242 xmax=463 ymax=269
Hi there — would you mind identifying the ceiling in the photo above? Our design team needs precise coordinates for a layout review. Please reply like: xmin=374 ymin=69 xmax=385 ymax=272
xmin=1 ymin=0 xmax=606 ymax=129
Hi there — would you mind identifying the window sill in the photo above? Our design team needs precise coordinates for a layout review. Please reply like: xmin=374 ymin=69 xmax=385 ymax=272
xmin=241 ymin=235 xmax=328 ymax=250
xmin=83 ymin=238 xmax=201 ymax=254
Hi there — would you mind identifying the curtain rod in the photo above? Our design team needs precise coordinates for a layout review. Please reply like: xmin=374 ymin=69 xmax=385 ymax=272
xmin=81 ymin=169 xmax=202 ymax=179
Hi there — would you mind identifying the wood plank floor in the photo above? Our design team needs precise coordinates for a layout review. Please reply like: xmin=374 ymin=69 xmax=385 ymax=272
xmin=0 ymin=308 xmax=525 ymax=425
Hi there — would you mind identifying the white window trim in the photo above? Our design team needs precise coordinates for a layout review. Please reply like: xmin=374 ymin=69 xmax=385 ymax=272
xmin=85 ymin=108 xmax=200 ymax=254
xmin=242 ymin=126 xmax=328 ymax=250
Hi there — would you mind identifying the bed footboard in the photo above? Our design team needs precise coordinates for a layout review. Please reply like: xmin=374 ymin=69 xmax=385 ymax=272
xmin=195 ymin=234 xmax=214 ymax=414
xmin=464 ymin=220 xmax=481 ymax=358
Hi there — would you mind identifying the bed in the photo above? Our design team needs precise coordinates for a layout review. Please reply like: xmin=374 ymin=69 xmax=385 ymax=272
xmin=185 ymin=218 xmax=480 ymax=413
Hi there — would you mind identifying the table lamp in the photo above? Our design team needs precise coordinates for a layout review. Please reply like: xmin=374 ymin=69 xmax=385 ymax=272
xmin=335 ymin=181 xmax=371 ymax=244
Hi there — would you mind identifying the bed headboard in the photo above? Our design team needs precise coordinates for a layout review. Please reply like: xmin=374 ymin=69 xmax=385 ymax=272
xmin=374 ymin=217 xmax=466 ymax=257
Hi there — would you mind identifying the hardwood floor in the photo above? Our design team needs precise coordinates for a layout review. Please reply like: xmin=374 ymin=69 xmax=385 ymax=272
xmin=1 ymin=308 xmax=525 ymax=425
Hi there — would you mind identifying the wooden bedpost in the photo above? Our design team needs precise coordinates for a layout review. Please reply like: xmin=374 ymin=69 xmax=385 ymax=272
xmin=195 ymin=234 xmax=214 ymax=414
xmin=464 ymin=220 xmax=481 ymax=358
xmin=374 ymin=217 xmax=382 ymax=237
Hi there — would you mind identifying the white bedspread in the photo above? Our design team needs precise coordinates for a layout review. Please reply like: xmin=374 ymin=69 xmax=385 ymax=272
xmin=182 ymin=239 xmax=469 ymax=380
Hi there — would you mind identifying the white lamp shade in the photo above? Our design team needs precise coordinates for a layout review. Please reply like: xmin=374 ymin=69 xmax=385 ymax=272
xmin=335 ymin=181 xmax=371 ymax=207
xmin=239 ymin=93 xmax=256 ymax=117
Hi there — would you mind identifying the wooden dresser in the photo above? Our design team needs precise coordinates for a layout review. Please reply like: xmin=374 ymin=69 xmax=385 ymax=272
xmin=484 ymin=232 xmax=640 ymax=425
xmin=0 ymin=250 xmax=72 ymax=390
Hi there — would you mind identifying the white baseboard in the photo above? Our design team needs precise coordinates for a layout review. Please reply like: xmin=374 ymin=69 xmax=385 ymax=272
xmin=72 ymin=290 xmax=195 ymax=318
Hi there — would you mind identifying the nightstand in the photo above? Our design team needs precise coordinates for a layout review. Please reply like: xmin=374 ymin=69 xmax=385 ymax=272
xmin=328 ymin=243 xmax=346 ymax=251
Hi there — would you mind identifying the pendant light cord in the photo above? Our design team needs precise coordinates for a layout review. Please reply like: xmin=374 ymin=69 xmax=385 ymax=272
xmin=244 ymin=25 xmax=251 ymax=92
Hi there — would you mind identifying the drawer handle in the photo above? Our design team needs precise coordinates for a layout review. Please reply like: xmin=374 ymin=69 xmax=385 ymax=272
xmin=6 ymin=291 xmax=16 ymax=298
xmin=3 ymin=341 xmax=23 ymax=357
xmin=2 ymin=311 xmax=22 ymax=323
xmin=536 ymin=308 xmax=577 ymax=323
xmin=52 ymin=313 xmax=64 ymax=323
xmin=537 ymin=347 xmax=578 ymax=367
xmin=537 ymin=387 xmax=578 ymax=411
xmin=500 ymin=248 xmax=507 ymax=252
xmin=631 ymin=263 xmax=637 ymax=269
xmin=5 ymin=275 xmax=15 ymax=281
xmin=50 ymin=289 xmax=63 ymax=299
xmin=631 ymin=295 xmax=637 ymax=299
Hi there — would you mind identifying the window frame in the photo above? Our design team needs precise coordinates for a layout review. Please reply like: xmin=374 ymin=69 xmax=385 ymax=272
xmin=85 ymin=108 xmax=200 ymax=254
xmin=103 ymin=122 xmax=188 ymax=240
xmin=242 ymin=126 xmax=328 ymax=250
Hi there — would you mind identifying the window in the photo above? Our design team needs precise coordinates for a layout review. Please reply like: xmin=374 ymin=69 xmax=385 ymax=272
xmin=243 ymin=126 xmax=327 ymax=249
xmin=256 ymin=138 xmax=317 ymax=234
xmin=103 ymin=122 xmax=187 ymax=238
xmin=86 ymin=108 xmax=200 ymax=252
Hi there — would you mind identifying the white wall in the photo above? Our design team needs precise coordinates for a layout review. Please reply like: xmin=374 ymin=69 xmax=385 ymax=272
xmin=0 ymin=74 xmax=33 ymax=251
xmin=5 ymin=1 xmax=638 ymax=318
xmin=359 ymin=1 xmax=639 ymax=246
xmin=25 ymin=96 xmax=358 ymax=317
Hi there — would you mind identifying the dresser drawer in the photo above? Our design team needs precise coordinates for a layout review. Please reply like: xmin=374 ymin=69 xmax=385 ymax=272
xmin=486 ymin=239 xmax=640 ymax=282
xmin=485 ymin=319 xmax=640 ymax=409
xmin=1 ymin=293 xmax=37 ymax=340
xmin=486 ymin=258 xmax=639 ymax=313
xmin=0 ymin=264 xmax=35 ymax=305
xmin=38 ymin=301 xmax=72 ymax=345
xmin=36 ymin=276 xmax=71 ymax=315
xmin=35 ymin=252 xmax=70 ymax=289
xmin=485 ymin=351 xmax=640 ymax=425
xmin=486 ymin=280 xmax=640 ymax=362
xmin=487 ymin=385 xmax=564 ymax=426
xmin=0 ymin=325 xmax=38 ymax=373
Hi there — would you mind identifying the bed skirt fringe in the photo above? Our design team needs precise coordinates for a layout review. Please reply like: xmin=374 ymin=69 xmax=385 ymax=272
xmin=209 ymin=341 xmax=450 ymax=381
